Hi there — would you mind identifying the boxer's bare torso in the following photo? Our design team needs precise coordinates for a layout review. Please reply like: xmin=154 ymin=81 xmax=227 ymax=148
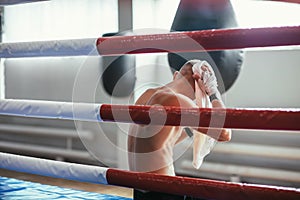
xmin=127 ymin=88 xmax=192 ymax=175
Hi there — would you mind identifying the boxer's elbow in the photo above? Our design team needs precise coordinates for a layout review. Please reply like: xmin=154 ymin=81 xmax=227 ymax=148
xmin=197 ymin=127 xmax=232 ymax=142
xmin=218 ymin=129 xmax=232 ymax=142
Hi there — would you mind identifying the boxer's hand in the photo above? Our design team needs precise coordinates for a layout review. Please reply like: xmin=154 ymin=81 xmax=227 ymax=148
xmin=202 ymin=65 xmax=218 ymax=96
xmin=192 ymin=62 xmax=218 ymax=96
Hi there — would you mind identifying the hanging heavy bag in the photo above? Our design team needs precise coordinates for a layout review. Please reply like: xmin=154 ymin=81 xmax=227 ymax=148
xmin=101 ymin=32 xmax=136 ymax=97
xmin=168 ymin=0 xmax=243 ymax=93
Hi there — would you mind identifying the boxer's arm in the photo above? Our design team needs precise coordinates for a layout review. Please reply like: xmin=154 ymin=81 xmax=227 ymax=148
xmin=148 ymin=92 xmax=231 ymax=142
xmin=191 ymin=62 xmax=231 ymax=141
xmin=199 ymin=91 xmax=232 ymax=142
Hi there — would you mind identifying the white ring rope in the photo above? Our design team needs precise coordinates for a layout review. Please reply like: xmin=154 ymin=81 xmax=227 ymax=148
xmin=0 ymin=0 xmax=48 ymax=5
xmin=0 ymin=99 xmax=102 ymax=122
xmin=0 ymin=38 xmax=97 ymax=58
xmin=0 ymin=152 xmax=108 ymax=184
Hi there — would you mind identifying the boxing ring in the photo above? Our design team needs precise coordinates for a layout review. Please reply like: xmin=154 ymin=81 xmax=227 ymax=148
xmin=1 ymin=0 xmax=300 ymax=199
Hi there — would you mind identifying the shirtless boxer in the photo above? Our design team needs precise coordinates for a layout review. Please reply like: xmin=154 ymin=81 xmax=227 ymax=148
xmin=127 ymin=60 xmax=231 ymax=199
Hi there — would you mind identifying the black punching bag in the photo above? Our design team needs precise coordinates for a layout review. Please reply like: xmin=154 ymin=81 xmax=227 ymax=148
xmin=102 ymin=33 xmax=136 ymax=97
xmin=168 ymin=0 xmax=243 ymax=93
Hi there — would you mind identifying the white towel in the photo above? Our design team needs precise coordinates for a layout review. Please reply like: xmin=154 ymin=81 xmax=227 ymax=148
xmin=189 ymin=59 xmax=217 ymax=169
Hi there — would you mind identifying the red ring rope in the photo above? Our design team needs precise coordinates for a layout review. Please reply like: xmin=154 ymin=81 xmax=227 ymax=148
xmin=96 ymin=26 xmax=300 ymax=56
xmin=270 ymin=0 xmax=300 ymax=3
xmin=106 ymin=168 xmax=300 ymax=200
xmin=100 ymin=105 xmax=300 ymax=131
